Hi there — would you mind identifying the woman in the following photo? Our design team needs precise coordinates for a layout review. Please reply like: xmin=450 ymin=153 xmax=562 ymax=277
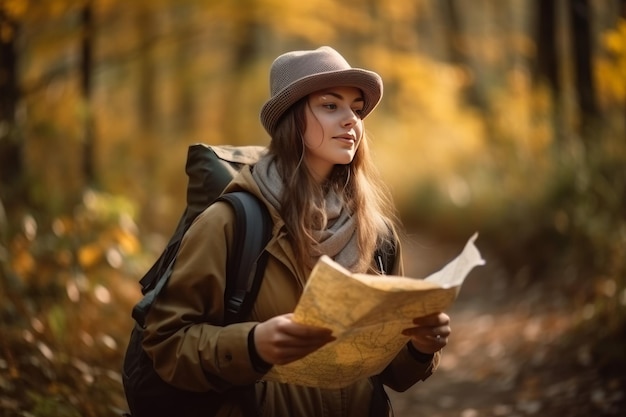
xmin=141 ymin=46 xmax=450 ymax=416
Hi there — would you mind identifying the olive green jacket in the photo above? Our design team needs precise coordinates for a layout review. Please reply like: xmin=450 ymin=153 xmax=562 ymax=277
xmin=142 ymin=166 xmax=440 ymax=417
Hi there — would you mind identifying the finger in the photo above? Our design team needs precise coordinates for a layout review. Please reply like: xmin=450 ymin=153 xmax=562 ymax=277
xmin=272 ymin=324 xmax=335 ymax=348
xmin=269 ymin=338 xmax=335 ymax=365
xmin=408 ymin=328 xmax=450 ymax=355
xmin=427 ymin=332 xmax=449 ymax=343
xmin=401 ymin=326 xmax=430 ymax=338
xmin=402 ymin=322 xmax=448 ymax=334
xmin=266 ymin=315 xmax=334 ymax=340
xmin=403 ymin=324 xmax=451 ymax=340
xmin=431 ymin=323 xmax=451 ymax=337
xmin=280 ymin=321 xmax=334 ymax=340
xmin=273 ymin=334 xmax=335 ymax=349
xmin=412 ymin=312 xmax=450 ymax=326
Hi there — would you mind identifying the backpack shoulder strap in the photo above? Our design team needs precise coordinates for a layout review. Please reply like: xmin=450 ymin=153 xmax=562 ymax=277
xmin=374 ymin=234 xmax=397 ymax=276
xmin=136 ymin=145 xmax=267 ymax=297
xmin=137 ymin=211 xmax=188 ymax=293
xmin=132 ymin=191 xmax=272 ymax=328
xmin=218 ymin=191 xmax=272 ymax=324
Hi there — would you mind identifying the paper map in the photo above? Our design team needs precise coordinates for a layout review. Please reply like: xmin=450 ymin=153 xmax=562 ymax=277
xmin=263 ymin=233 xmax=485 ymax=388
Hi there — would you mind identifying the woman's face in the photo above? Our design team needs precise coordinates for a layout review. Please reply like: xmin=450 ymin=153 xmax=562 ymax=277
xmin=303 ymin=86 xmax=364 ymax=182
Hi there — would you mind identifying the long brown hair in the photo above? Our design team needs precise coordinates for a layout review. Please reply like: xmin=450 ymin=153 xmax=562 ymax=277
xmin=267 ymin=97 xmax=398 ymax=272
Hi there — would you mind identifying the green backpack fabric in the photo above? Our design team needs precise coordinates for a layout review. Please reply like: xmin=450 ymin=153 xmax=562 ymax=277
xmin=122 ymin=144 xmax=271 ymax=417
xmin=130 ymin=144 xmax=269 ymax=327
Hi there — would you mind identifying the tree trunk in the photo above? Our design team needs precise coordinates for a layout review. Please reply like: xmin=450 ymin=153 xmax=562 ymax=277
xmin=0 ymin=9 xmax=22 ymax=207
xmin=134 ymin=5 xmax=161 ymax=232
xmin=137 ymin=8 xmax=156 ymax=133
xmin=174 ymin=16 xmax=196 ymax=135
xmin=81 ymin=1 xmax=96 ymax=185
xmin=534 ymin=0 xmax=560 ymax=94
xmin=440 ymin=0 xmax=487 ymax=110
xmin=569 ymin=0 xmax=597 ymax=134
xmin=223 ymin=2 xmax=260 ymax=141
xmin=0 ymin=8 xmax=22 ymax=304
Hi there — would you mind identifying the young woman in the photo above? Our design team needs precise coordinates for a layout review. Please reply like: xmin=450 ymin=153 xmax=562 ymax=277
xmin=139 ymin=46 xmax=450 ymax=417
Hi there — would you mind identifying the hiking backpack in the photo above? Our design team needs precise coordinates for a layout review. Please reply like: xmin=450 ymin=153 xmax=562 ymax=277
xmin=122 ymin=144 xmax=271 ymax=417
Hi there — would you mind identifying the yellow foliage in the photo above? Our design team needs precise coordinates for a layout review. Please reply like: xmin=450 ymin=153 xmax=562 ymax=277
xmin=111 ymin=226 xmax=141 ymax=255
xmin=77 ymin=243 xmax=103 ymax=269
xmin=254 ymin=0 xmax=373 ymax=42
xmin=2 ymin=0 xmax=28 ymax=19
xmin=11 ymin=249 xmax=36 ymax=277
xmin=365 ymin=46 xmax=488 ymax=204
xmin=603 ymin=20 xmax=626 ymax=54
xmin=596 ymin=19 xmax=626 ymax=105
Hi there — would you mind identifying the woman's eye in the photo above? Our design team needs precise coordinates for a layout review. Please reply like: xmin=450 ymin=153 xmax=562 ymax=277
xmin=323 ymin=104 xmax=337 ymax=110
xmin=353 ymin=108 xmax=364 ymax=117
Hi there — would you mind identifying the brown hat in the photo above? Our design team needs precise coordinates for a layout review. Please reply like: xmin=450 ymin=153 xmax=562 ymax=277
xmin=260 ymin=46 xmax=383 ymax=136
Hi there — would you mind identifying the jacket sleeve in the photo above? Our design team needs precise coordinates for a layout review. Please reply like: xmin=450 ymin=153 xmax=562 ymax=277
xmin=380 ymin=346 xmax=441 ymax=392
xmin=378 ymin=235 xmax=442 ymax=392
xmin=141 ymin=201 xmax=266 ymax=392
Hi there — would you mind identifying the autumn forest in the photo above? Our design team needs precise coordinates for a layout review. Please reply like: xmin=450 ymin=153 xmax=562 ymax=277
xmin=1 ymin=0 xmax=625 ymax=416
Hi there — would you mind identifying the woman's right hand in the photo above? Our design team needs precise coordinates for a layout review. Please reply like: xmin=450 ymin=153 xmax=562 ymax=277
xmin=253 ymin=313 xmax=336 ymax=365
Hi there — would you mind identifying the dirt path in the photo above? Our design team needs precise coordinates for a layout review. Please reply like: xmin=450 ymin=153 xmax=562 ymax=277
xmin=385 ymin=235 xmax=624 ymax=417
xmin=387 ymin=300 xmax=574 ymax=417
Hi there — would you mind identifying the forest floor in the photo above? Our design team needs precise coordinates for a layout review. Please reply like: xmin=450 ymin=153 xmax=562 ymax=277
xmin=387 ymin=235 xmax=626 ymax=417
xmin=1 ymin=234 xmax=625 ymax=416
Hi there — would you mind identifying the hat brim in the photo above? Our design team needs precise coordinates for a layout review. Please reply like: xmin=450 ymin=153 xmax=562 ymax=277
xmin=260 ymin=68 xmax=383 ymax=136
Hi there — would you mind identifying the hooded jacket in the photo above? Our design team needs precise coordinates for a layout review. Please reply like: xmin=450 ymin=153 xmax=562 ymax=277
xmin=142 ymin=166 xmax=440 ymax=417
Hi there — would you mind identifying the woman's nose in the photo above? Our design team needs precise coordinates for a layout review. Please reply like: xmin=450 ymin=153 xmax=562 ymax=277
xmin=342 ymin=109 xmax=358 ymax=127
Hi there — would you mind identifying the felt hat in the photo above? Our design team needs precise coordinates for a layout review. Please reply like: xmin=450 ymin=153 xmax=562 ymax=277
xmin=260 ymin=46 xmax=383 ymax=136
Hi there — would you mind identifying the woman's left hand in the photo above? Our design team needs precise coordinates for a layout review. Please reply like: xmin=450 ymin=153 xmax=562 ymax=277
xmin=401 ymin=312 xmax=451 ymax=354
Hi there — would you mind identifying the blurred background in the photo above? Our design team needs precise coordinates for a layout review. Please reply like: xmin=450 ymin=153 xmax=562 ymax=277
xmin=0 ymin=0 xmax=625 ymax=416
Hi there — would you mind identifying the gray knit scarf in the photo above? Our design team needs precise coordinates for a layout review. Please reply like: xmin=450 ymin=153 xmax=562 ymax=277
xmin=253 ymin=155 xmax=360 ymax=271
